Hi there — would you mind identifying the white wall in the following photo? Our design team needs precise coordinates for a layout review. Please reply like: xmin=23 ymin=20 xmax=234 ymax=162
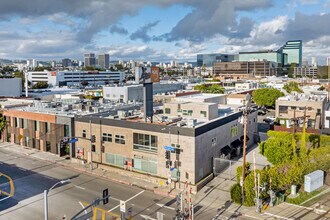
xmin=0 ymin=78 xmax=22 ymax=97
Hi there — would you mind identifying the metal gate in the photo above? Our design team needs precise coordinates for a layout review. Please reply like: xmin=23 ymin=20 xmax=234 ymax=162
xmin=213 ymin=158 xmax=241 ymax=181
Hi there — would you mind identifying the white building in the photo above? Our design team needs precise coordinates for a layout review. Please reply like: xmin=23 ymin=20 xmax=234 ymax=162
xmin=27 ymin=70 xmax=125 ymax=87
xmin=103 ymin=83 xmax=184 ymax=103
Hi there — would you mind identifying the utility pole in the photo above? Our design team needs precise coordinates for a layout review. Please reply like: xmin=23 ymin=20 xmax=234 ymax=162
xmin=292 ymin=109 xmax=297 ymax=159
xmin=241 ymin=94 xmax=251 ymax=205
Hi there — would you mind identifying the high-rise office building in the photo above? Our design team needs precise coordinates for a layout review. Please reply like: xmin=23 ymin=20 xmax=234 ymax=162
xmin=311 ymin=57 xmax=317 ymax=67
xmin=84 ymin=53 xmax=96 ymax=67
xmin=326 ymin=57 xmax=330 ymax=66
xmin=62 ymin=58 xmax=72 ymax=67
xmin=98 ymin=54 xmax=110 ymax=69
xmin=280 ymin=40 xmax=302 ymax=67
xmin=197 ymin=53 xmax=236 ymax=67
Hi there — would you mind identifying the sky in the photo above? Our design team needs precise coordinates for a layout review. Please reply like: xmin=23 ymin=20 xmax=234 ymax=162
xmin=0 ymin=0 xmax=330 ymax=64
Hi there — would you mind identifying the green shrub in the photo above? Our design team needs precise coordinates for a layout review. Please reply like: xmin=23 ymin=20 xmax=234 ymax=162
xmin=230 ymin=183 xmax=242 ymax=204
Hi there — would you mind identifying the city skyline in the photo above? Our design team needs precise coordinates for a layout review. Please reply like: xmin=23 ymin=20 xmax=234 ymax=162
xmin=0 ymin=0 xmax=330 ymax=63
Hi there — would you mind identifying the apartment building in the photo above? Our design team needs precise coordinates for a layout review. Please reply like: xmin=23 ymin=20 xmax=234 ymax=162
xmin=275 ymin=94 xmax=328 ymax=133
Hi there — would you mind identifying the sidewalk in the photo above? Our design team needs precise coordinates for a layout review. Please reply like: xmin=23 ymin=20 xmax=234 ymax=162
xmin=0 ymin=142 xmax=180 ymax=198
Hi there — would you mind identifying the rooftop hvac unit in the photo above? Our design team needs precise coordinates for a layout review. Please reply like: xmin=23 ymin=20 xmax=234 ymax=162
xmin=187 ymin=119 xmax=197 ymax=128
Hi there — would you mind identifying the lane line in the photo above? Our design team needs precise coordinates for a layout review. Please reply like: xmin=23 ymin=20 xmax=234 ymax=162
xmin=108 ymin=190 xmax=145 ymax=212
xmin=74 ymin=185 xmax=86 ymax=190
xmin=156 ymin=203 xmax=175 ymax=210
xmin=0 ymin=196 xmax=11 ymax=202
xmin=264 ymin=212 xmax=294 ymax=220
xmin=284 ymin=202 xmax=327 ymax=213
xmin=79 ymin=201 xmax=88 ymax=215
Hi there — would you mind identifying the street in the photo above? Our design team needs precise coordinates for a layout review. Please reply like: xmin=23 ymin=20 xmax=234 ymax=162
xmin=0 ymin=146 xmax=178 ymax=220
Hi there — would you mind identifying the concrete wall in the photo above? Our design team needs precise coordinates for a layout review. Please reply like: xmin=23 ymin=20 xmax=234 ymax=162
xmin=0 ymin=78 xmax=22 ymax=97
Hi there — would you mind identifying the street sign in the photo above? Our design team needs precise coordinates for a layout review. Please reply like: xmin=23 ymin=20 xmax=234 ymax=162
xmin=68 ymin=138 xmax=78 ymax=143
xmin=120 ymin=200 xmax=126 ymax=212
xmin=127 ymin=207 xmax=133 ymax=216
xmin=163 ymin=146 xmax=175 ymax=152
xmin=170 ymin=167 xmax=175 ymax=171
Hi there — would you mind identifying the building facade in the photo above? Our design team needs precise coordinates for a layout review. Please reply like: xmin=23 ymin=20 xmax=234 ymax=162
xmin=197 ymin=53 xmax=237 ymax=67
xmin=84 ymin=53 xmax=96 ymax=67
xmin=74 ymin=109 xmax=258 ymax=186
xmin=98 ymin=54 xmax=110 ymax=69
xmin=213 ymin=61 xmax=279 ymax=80
xmin=0 ymin=78 xmax=22 ymax=97
xmin=279 ymin=40 xmax=302 ymax=67
xmin=293 ymin=67 xmax=318 ymax=78
xmin=239 ymin=50 xmax=284 ymax=64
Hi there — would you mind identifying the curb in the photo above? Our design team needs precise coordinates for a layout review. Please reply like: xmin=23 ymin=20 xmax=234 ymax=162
xmin=2 ymin=145 xmax=179 ymax=199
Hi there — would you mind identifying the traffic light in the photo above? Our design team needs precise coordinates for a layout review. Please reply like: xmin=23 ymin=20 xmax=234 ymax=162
xmin=60 ymin=139 xmax=67 ymax=148
xmin=103 ymin=188 xmax=109 ymax=205
xmin=165 ymin=150 xmax=170 ymax=160
xmin=91 ymin=135 xmax=96 ymax=143
xmin=166 ymin=160 xmax=172 ymax=168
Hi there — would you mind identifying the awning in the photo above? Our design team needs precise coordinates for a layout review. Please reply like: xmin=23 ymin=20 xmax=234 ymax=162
xmin=240 ymin=135 xmax=250 ymax=142
xmin=231 ymin=139 xmax=243 ymax=149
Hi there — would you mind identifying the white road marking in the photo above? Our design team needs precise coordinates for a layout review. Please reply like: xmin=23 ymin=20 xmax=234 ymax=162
xmin=18 ymin=168 xmax=26 ymax=171
xmin=0 ymin=196 xmax=11 ymax=202
xmin=140 ymin=214 xmax=156 ymax=220
xmin=44 ymin=176 xmax=55 ymax=180
xmin=74 ymin=185 xmax=86 ymax=190
xmin=156 ymin=203 xmax=175 ymax=210
xmin=284 ymin=202 xmax=327 ymax=213
xmin=79 ymin=201 xmax=88 ymax=215
xmin=108 ymin=190 xmax=145 ymax=212
xmin=264 ymin=212 xmax=295 ymax=220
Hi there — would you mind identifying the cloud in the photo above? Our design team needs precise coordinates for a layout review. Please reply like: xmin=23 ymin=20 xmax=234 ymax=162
xmin=130 ymin=21 xmax=159 ymax=42
xmin=110 ymin=25 xmax=128 ymax=35
xmin=299 ymin=0 xmax=318 ymax=4
xmin=163 ymin=0 xmax=272 ymax=41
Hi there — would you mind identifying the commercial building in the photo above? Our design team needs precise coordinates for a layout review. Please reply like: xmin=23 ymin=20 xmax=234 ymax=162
xmin=0 ymin=78 xmax=22 ymax=97
xmin=279 ymin=40 xmax=302 ymax=67
xmin=275 ymin=94 xmax=328 ymax=133
xmin=197 ymin=53 xmax=237 ymax=67
xmin=293 ymin=67 xmax=318 ymax=78
xmin=98 ymin=54 xmax=110 ymax=69
xmin=1 ymin=100 xmax=75 ymax=156
xmin=27 ymin=70 xmax=125 ymax=87
xmin=239 ymin=50 xmax=284 ymax=64
xmin=213 ymin=61 xmax=279 ymax=80
xmin=62 ymin=58 xmax=72 ymax=67
xmin=74 ymin=98 xmax=258 ymax=187
xmin=103 ymin=83 xmax=184 ymax=103
xmin=84 ymin=53 xmax=96 ymax=67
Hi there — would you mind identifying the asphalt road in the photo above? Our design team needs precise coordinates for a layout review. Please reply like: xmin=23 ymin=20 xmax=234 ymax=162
xmin=0 ymin=147 xmax=180 ymax=220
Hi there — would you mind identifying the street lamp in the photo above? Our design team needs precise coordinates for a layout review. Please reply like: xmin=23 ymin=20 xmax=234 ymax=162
xmin=44 ymin=179 xmax=71 ymax=220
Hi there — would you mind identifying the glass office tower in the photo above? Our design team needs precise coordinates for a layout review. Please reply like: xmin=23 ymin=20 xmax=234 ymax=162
xmin=280 ymin=40 xmax=302 ymax=67
xmin=197 ymin=53 xmax=237 ymax=67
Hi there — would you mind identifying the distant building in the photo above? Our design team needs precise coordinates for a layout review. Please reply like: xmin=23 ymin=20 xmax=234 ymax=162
xmin=293 ymin=66 xmax=318 ymax=78
xmin=62 ymin=58 xmax=71 ymax=67
xmin=98 ymin=54 xmax=110 ymax=69
xmin=327 ymin=57 xmax=330 ymax=66
xmin=84 ymin=53 xmax=96 ymax=67
xmin=279 ymin=40 xmax=302 ymax=67
xmin=239 ymin=50 xmax=284 ymax=64
xmin=311 ymin=57 xmax=318 ymax=67
xmin=197 ymin=53 xmax=237 ymax=67
xmin=213 ymin=61 xmax=279 ymax=80
xmin=27 ymin=70 xmax=125 ymax=87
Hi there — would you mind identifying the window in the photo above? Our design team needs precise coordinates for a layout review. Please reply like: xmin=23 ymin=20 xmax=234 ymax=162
xmin=102 ymin=133 xmax=112 ymax=142
xmin=92 ymin=145 xmax=96 ymax=152
xmin=133 ymin=133 xmax=158 ymax=153
xmin=105 ymin=153 xmax=125 ymax=167
xmin=230 ymin=124 xmax=238 ymax=138
xmin=115 ymin=135 xmax=125 ymax=144
xmin=133 ymin=156 xmax=157 ymax=175
xmin=291 ymin=106 xmax=296 ymax=110
xmin=182 ymin=110 xmax=193 ymax=116
xmin=45 ymin=122 xmax=51 ymax=133
xmin=23 ymin=119 xmax=28 ymax=129
xmin=279 ymin=106 xmax=288 ymax=114
xmin=82 ymin=129 xmax=86 ymax=138
xmin=64 ymin=125 xmax=69 ymax=137
xmin=34 ymin=121 xmax=39 ymax=131
xmin=307 ymin=107 xmax=313 ymax=111
xmin=200 ymin=111 xmax=207 ymax=118
xmin=46 ymin=141 xmax=51 ymax=152
xmin=165 ymin=108 xmax=171 ymax=114
xmin=15 ymin=118 xmax=19 ymax=128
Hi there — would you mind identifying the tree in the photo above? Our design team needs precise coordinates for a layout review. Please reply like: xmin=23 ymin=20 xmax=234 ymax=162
xmin=81 ymin=80 xmax=89 ymax=87
xmin=287 ymin=63 xmax=297 ymax=78
xmin=252 ymin=88 xmax=284 ymax=107
xmin=283 ymin=81 xmax=303 ymax=94
xmin=32 ymin=81 xmax=48 ymax=89
xmin=194 ymin=84 xmax=225 ymax=94
xmin=34 ymin=66 xmax=52 ymax=71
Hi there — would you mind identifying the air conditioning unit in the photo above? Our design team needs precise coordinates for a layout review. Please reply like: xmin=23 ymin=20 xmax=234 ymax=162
xmin=187 ymin=119 xmax=197 ymax=128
